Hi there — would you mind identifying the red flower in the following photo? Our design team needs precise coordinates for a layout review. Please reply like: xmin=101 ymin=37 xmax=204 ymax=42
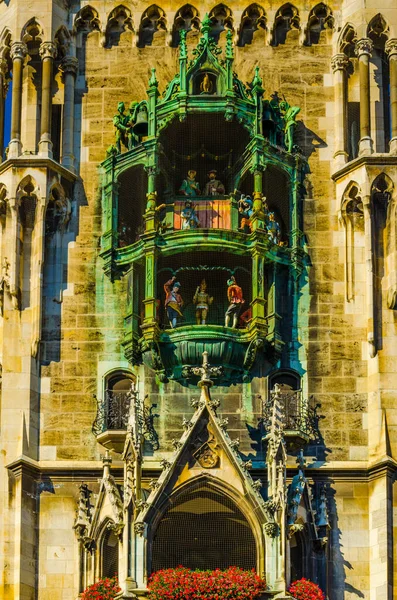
xmin=147 ymin=567 xmax=266 ymax=600
xmin=288 ymin=578 xmax=325 ymax=600
xmin=81 ymin=577 xmax=121 ymax=600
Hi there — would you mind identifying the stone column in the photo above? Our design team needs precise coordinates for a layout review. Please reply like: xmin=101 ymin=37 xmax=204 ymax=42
xmin=386 ymin=39 xmax=397 ymax=154
xmin=0 ymin=57 xmax=8 ymax=162
xmin=355 ymin=38 xmax=374 ymax=156
xmin=60 ymin=56 xmax=78 ymax=171
xmin=331 ymin=54 xmax=349 ymax=168
xmin=8 ymin=42 xmax=27 ymax=158
xmin=38 ymin=41 xmax=57 ymax=157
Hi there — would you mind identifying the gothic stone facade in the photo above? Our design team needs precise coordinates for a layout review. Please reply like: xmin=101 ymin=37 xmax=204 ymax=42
xmin=0 ymin=0 xmax=397 ymax=599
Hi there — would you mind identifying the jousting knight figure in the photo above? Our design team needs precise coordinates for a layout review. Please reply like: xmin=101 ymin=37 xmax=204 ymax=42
xmin=164 ymin=276 xmax=184 ymax=328
xmin=225 ymin=276 xmax=245 ymax=328
xmin=193 ymin=279 xmax=213 ymax=325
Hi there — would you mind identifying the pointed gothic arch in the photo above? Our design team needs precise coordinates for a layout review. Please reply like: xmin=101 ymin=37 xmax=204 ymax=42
xmin=271 ymin=3 xmax=300 ymax=46
xmin=0 ymin=27 xmax=12 ymax=56
xmin=149 ymin=475 xmax=259 ymax=573
xmin=304 ymin=3 xmax=333 ymax=46
xmin=367 ymin=14 xmax=389 ymax=48
xmin=54 ymin=25 xmax=71 ymax=59
xmin=74 ymin=5 xmax=101 ymax=33
xmin=105 ymin=5 xmax=134 ymax=48
xmin=208 ymin=4 xmax=234 ymax=42
xmin=138 ymin=5 xmax=167 ymax=47
xmin=340 ymin=181 xmax=363 ymax=303
xmin=171 ymin=4 xmax=200 ymax=47
xmin=237 ymin=4 xmax=267 ymax=47
xmin=338 ymin=22 xmax=357 ymax=57
xmin=21 ymin=18 xmax=44 ymax=46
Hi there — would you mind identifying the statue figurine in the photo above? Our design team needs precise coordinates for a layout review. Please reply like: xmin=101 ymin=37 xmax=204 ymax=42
xmin=127 ymin=101 xmax=140 ymax=150
xmin=279 ymin=100 xmax=300 ymax=153
xmin=193 ymin=279 xmax=213 ymax=325
xmin=200 ymin=73 xmax=213 ymax=94
xmin=164 ymin=276 xmax=183 ymax=328
xmin=204 ymin=170 xmax=225 ymax=197
xmin=181 ymin=200 xmax=200 ymax=229
xmin=113 ymin=101 xmax=129 ymax=153
xmin=238 ymin=194 xmax=254 ymax=231
xmin=266 ymin=212 xmax=281 ymax=244
xmin=225 ymin=276 xmax=245 ymax=329
xmin=179 ymin=170 xmax=200 ymax=197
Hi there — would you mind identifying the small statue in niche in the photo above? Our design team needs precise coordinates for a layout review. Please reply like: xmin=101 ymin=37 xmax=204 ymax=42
xmin=118 ymin=217 xmax=132 ymax=247
xmin=200 ymin=73 xmax=213 ymax=94
xmin=181 ymin=200 xmax=200 ymax=229
xmin=203 ymin=170 xmax=225 ymax=197
xmin=193 ymin=279 xmax=214 ymax=325
xmin=238 ymin=194 xmax=254 ymax=232
xmin=266 ymin=212 xmax=281 ymax=244
xmin=113 ymin=101 xmax=130 ymax=153
xmin=179 ymin=170 xmax=201 ymax=197
xmin=279 ymin=100 xmax=301 ymax=153
xmin=164 ymin=276 xmax=184 ymax=328
xmin=225 ymin=276 xmax=245 ymax=329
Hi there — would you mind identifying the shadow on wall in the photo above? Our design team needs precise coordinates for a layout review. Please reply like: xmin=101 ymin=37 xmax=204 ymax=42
xmin=41 ymin=179 xmax=87 ymax=364
xmin=295 ymin=121 xmax=327 ymax=160
xmin=327 ymin=483 xmax=365 ymax=600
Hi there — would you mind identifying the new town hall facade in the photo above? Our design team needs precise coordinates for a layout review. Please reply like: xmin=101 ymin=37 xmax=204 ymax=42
xmin=0 ymin=0 xmax=396 ymax=598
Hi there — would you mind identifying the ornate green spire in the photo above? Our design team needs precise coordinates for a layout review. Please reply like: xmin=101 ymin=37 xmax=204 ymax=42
xmin=179 ymin=28 xmax=188 ymax=60
xmin=201 ymin=13 xmax=212 ymax=40
xmin=225 ymin=29 xmax=234 ymax=60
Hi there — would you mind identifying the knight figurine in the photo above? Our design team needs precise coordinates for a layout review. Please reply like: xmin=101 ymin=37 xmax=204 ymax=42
xmin=179 ymin=170 xmax=200 ymax=197
xmin=193 ymin=279 xmax=213 ymax=325
xmin=113 ymin=101 xmax=129 ymax=153
xmin=225 ymin=276 xmax=245 ymax=328
xmin=238 ymin=194 xmax=254 ymax=232
xmin=203 ymin=170 xmax=225 ymax=197
xmin=164 ymin=276 xmax=183 ymax=328
xmin=266 ymin=212 xmax=281 ymax=244
xmin=181 ymin=200 xmax=200 ymax=229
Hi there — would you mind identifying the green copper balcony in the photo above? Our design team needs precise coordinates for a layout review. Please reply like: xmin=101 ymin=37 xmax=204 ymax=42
xmin=140 ymin=322 xmax=282 ymax=384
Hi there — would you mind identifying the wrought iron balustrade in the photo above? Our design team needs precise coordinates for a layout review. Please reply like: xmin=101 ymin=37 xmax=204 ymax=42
xmin=93 ymin=391 xmax=131 ymax=434
xmin=263 ymin=384 xmax=315 ymax=444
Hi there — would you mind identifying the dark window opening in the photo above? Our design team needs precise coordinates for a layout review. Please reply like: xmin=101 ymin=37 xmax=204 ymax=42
xmin=102 ymin=528 xmax=119 ymax=578
xmin=151 ymin=484 xmax=257 ymax=573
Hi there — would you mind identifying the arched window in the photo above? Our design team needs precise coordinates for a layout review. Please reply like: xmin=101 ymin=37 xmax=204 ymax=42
xmin=268 ymin=370 xmax=303 ymax=433
xmin=151 ymin=483 xmax=257 ymax=573
xmin=269 ymin=369 xmax=300 ymax=390
xmin=367 ymin=14 xmax=390 ymax=152
xmin=105 ymin=371 xmax=135 ymax=430
xmin=271 ymin=4 xmax=300 ymax=46
xmin=171 ymin=4 xmax=200 ymax=47
xmin=208 ymin=4 xmax=233 ymax=42
xmin=101 ymin=527 xmax=119 ymax=578
xmin=304 ymin=3 xmax=333 ymax=46
xmin=105 ymin=5 xmax=134 ymax=48
xmin=138 ymin=5 xmax=167 ymax=47
xmin=237 ymin=4 xmax=266 ymax=47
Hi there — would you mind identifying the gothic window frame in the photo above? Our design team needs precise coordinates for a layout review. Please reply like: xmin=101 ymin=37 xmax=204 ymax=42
xmin=102 ymin=369 xmax=136 ymax=431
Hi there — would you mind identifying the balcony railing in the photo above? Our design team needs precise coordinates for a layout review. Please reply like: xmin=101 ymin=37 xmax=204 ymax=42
xmin=93 ymin=391 xmax=131 ymax=435
xmin=92 ymin=389 xmax=160 ymax=451
xmin=263 ymin=384 xmax=315 ymax=447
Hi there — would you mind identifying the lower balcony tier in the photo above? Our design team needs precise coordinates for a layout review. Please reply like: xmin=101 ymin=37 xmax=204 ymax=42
xmin=140 ymin=323 xmax=283 ymax=384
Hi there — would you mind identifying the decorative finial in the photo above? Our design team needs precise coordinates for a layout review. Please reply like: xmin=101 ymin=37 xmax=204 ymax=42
xmin=149 ymin=67 xmax=158 ymax=87
xmin=102 ymin=450 xmax=112 ymax=477
xmin=201 ymin=14 xmax=212 ymax=39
